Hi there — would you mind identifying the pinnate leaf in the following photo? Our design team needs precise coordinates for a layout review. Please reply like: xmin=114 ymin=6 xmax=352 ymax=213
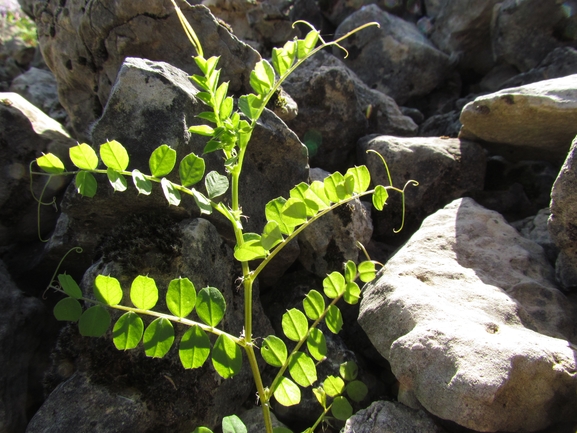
xmin=166 ymin=277 xmax=196 ymax=318
xmin=130 ymin=275 xmax=159 ymax=310
xmin=274 ymin=376 xmax=301 ymax=407
xmin=100 ymin=140 xmax=129 ymax=171
xmin=94 ymin=274 xmax=123 ymax=306
xmin=196 ymin=287 xmax=226 ymax=327
xmin=113 ymin=312 xmax=144 ymax=350
xmin=53 ymin=297 xmax=82 ymax=321
xmin=149 ymin=144 xmax=177 ymax=177
xmin=78 ymin=305 xmax=110 ymax=337
xmin=75 ymin=171 xmax=97 ymax=197
xmin=179 ymin=325 xmax=210 ymax=369
xmin=36 ymin=153 xmax=64 ymax=174
xmin=212 ymin=334 xmax=242 ymax=379
xmin=143 ymin=317 xmax=174 ymax=358
xmin=261 ymin=335 xmax=287 ymax=367
xmin=70 ymin=143 xmax=98 ymax=170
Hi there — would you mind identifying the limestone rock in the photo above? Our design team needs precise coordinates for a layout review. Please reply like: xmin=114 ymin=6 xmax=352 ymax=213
xmin=343 ymin=400 xmax=447 ymax=433
xmin=358 ymin=197 xmax=577 ymax=432
xmin=34 ymin=1 xmax=260 ymax=141
xmin=333 ymin=4 xmax=452 ymax=105
xmin=460 ymin=75 xmax=577 ymax=163
xmin=357 ymin=135 xmax=486 ymax=239
xmin=549 ymin=136 xmax=577 ymax=290
xmin=492 ymin=0 xmax=577 ymax=73
xmin=0 ymin=92 xmax=74 ymax=246
xmin=282 ymin=51 xmax=417 ymax=172
xmin=512 ymin=208 xmax=558 ymax=265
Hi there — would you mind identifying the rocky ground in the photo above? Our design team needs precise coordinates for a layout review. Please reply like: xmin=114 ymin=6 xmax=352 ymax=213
xmin=1 ymin=0 xmax=577 ymax=432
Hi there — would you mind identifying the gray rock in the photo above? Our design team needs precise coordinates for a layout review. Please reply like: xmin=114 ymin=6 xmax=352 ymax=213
xmin=460 ymin=75 xmax=577 ymax=163
xmin=429 ymin=0 xmax=502 ymax=75
xmin=357 ymin=135 xmax=486 ymax=239
xmin=0 ymin=260 xmax=52 ymax=433
xmin=492 ymin=0 xmax=577 ymax=73
xmin=418 ymin=110 xmax=461 ymax=138
xmin=282 ymin=51 xmax=417 ymax=172
xmin=343 ymin=400 xmax=447 ymax=433
xmin=239 ymin=407 xmax=287 ymax=433
xmin=0 ymin=92 xmax=75 ymax=246
xmin=549 ymin=136 xmax=577 ymax=290
xmin=512 ymin=208 xmax=558 ymax=265
xmin=34 ymin=1 xmax=260 ymax=141
xmin=358 ymin=197 xmax=577 ymax=432
xmin=333 ymin=5 xmax=452 ymax=105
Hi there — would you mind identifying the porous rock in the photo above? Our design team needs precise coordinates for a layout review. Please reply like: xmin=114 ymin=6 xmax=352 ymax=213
xmin=342 ymin=400 xmax=447 ymax=433
xmin=34 ymin=1 xmax=260 ymax=141
xmin=549 ymin=136 xmax=577 ymax=290
xmin=0 ymin=92 xmax=74 ymax=246
xmin=460 ymin=74 xmax=577 ymax=163
xmin=512 ymin=208 xmax=558 ymax=265
xmin=333 ymin=4 xmax=452 ymax=105
xmin=492 ymin=0 xmax=577 ymax=73
xmin=282 ymin=50 xmax=417 ymax=172
xmin=358 ymin=197 xmax=577 ymax=432
xmin=357 ymin=135 xmax=486 ymax=239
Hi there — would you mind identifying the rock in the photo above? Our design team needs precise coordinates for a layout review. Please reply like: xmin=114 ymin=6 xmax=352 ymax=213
xmin=428 ymin=0 xmax=502 ymax=75
xmin=239 ymin=407 xmax=287 ymax=433
xmin=318 ymin=0 xmax=422 ymax=28
xmin=343 ymin=400 xmax=447 ymax=433
xmin=460 ymin=75 xmax=577 ymax=163
xmin=9 ymin=66 xmax=66 ymax=122
xmin=549 ymin=137 xmax=577 ymax=290
xmin=0 ymin=92 xmax=74 ymax=246
xmin=35 ymin=217 xmax=274 ymax=432
xmin=358 ymin=197 xmax=577 ymax=432
xmin=282 ymin=51 xmax=417 ymax=172
xmin=512 ymin=208 xmax=558 ymax=265
xmin=34 ymin=1 xmax=260 ymax=141
xmin=296 ymin=168 xmax=373 ymax=278
xmin=418 ymin=111 xmax=461 ymax=138
xmin=333 ymin=4 xmax=452 ymax=105
xmin=492 ymin=0 xmax=577 ymax=73
xmin=357 ymin=135 xmax=486 ymax=239
xmin=0 ymin=260 xmax=53 ymax=433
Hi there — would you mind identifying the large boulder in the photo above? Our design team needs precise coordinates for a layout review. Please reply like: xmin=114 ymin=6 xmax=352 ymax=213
xmin=460 ymin=74 xmax=577 ymax=163
xmin=358 ymin=198 xmax=577 ymax=432
xmin=357 ymin=135 xmax=486 ymax=239
xmin=492 ymin=0 xmax=577 ymax=73
xmin=549 ymin=136 xmax=577 ymax=290
xmin=282 ymin=51 xmax=417 ymax=171
xmin=333 ymin=4 xmax=452 ymax=105
xmin=33 ymin=1 xmax=260 ymax=141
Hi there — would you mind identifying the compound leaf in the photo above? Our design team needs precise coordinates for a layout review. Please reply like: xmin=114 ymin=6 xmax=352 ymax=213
xmin=302 ymin=289 xmax=324 ymax=321
xmin=325 ymin=305 xmax=343 ymax=334
xmin=288 ymin=351 xmax=317 ymax=387
xmin=113 ymin=312 xmax=144 ymax=350
xmin=305 ymin=181 xmax=330 ymax=210
xmin=149 ymin=144 xmax=177 ymax=178
xmin=143 ymin=317 xmax=174 ymax=358
xmin=69 ymin=143 xmax=98 ymax=171
xmin=196 ymin=287 xmax=226 ymax=327
xmin=281 ymin=197 xmax=308 ymax=228
xmin=166 ymin=277 xmax=196 ymax=318
xmin=36 ymin=153 xmax=64 ymax=174
xmin=78 ymin=305 xmax=110 ymax=337
xmin=100 ymin=140 xmax=129 ymax=172
xmin=265 ymin=197 xmax=293 ymax=235
xmin=261 ymin=335 xmax=287 ymax=367
xmin=94 ymin=274 xmax=123 ymax=306
xmin=53 ymin=297 xmax=82 ymax=322
xmin=75 ymin=171 xmax=97 ymax=197
xmin=281 ymin=308 xmax=308 ymax=342
xmin=132 ymin=169 xmax=152 ymax=195
xmin=274 ymin=376 xmax=301 ymax=407
xmin=179 ymin=152 xmax=205 ymax=187
xmin=212 ymin=334 xmax=242 ymax=379
xmin=130 ymin=275 xmax=159 ymax=310
xmin=179 ymin=325 xmax=210 ymax=369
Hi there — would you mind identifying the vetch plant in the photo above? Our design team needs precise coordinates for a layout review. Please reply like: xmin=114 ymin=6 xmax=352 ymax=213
xmin=32 ymin=4 xmax=417 ymax=432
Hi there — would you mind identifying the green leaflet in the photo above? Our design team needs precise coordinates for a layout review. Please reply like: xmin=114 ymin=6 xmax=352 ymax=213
xmin=130 ymin=275 xmax=159 ymax=310
xmin=346 ymin=380 xmax=368 ymax=402
xmin=265 ymin=197 xmax=293 ymax=235
xmin=234 ymin=233 xmax=267 ymax=262
xmin=58 ymin=274 xmax=82 ymax=299
xmin=358 ymin=261 xmax=377 ymax=283
xmin=302 ymin=290 xmax=324 ymax=320
xmin=196 ymin=287 xmax=226 ymax=327
xmin=297 ymin=30 xmax=319 ymax=59
xmin=107 ymin=168 xmax=127 ymax=192
xmin=372 ymin=185 xmax=389 ymax=211
xmin=261 ymin=221 xmax=283 ymax=251
xmin=306 ymin=328 xmax=327 ymax=362
xmin=113 ymin=312 xmax=144 ymax=350
xmin=205 ymin=171 xmax=229 ymax=198
xmin=281 ymin=197 xmax=308 ymax=228
xmin=132 ymin=169 xmax=152 ymax=195
xmin=212 ymin=334 xmax=242 ymax=379
xmin=274 ymin=376 xmax=301 ymax=407
xmin=191 ymin=189 xmax=212 ymax=215
xmin=345 ymin=165 xmax=371 ymax=194
xmin=149 ymin=144 xmax=176 ymax=178
xmin=100 ymin=140 xmax=129 ymax=172
xmin=250 ymin=59 xmax=275 ymax=96
xmin=179 ymin=152 xmax=205 ymax=187
xmin=78 ymin=305 xmax=110 ymax=337
xmin=344 ymin=282 xmax=361 ymax=305
xmin=179 ymin=325 xmax=210 ymax=369
xmin=36 ymin=153 xmax=64 ymax=174
xmin=261 ymin=335 xmax=287 ymax=367
xmin=325 ymin=305 xmax=343 ymax=334
xmin=331 ymin=396 xmax=353 ymax=421
xmin=339 ymin=360 xmax=358 ymax=381
xmin=288 ymin=351 xmax=317 ymax=387
xmin=69 ymin=143 xmax=98 ymax=171
xmin=238 ymin=94 xmax=261 ymax=120
xmin=94 ymin=275 xmax=123 ymax=306
xmin=222 ymin=415 xmax=247 ymax=433
xmin=166 ymin=277 xmax=196 ymax=318
xmin=323 ymin=272 xmax=346 ymax=299
xmin=313 ymin=386 xmax=327 ymax=409
xmin=75 ymin=171 xmax=97 ymax=198
xmin=53 ymin=297 xmax=82 ymax=322
xmin=323 ymin=375 xmax=345 ymax=397
xmin=281 ymin=308 xmax=308 ymax=342
xmin=189 ymin=124 xmax=215 ymax=136
xmin=143 ymin=317 xmax=174 ymax=358
xmin=161 ymin=178 xmax=181 ymax=206
xmin=344 ymin=260 xmax=357 ymax=284
xmin=272 ymin=40 xmax=296 ymax=77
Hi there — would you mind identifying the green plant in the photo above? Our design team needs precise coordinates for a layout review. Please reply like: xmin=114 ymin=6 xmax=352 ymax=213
xmin=1 ymin=10 xmax=37 ymax=47
xmin=32 ymin=5 xmax=416 ymax=433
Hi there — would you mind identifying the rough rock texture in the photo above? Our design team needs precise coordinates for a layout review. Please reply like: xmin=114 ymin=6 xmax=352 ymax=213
xmin=33 ymin=1 xmax=260 ymax=141
xmin=429 ymin=0 xmax=502 ymax=74
xmin=358 ymin=198 xmax=577 ymax=432
xmin=0 ymin=92 xmax=74 ymax=245
xmin=460 ymin=74 xmax=577 ymax=163
xmin=297 ymin=168 xmax=373 ymax=277
xmin=357 ymin=135 xmax=486 ymax=239
xmin=343 ymin=400 xmax=447 ymax=433
xmin=282 ymin=51 xmax=417 ymax=172
xmin=0 ymin=260 xmax=53 ymax=433
xmin=549 ymin=137 xmax=577 ymax=290
xmin=333 ymin=4 xmax=452 ymax=105
xmin=512 ymin=208 xmax=558 ymax=265
xmin=33 ymin=218 xmax=273 ymax=432
xmin=492 ymin=0 xmax=577 ymax=72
